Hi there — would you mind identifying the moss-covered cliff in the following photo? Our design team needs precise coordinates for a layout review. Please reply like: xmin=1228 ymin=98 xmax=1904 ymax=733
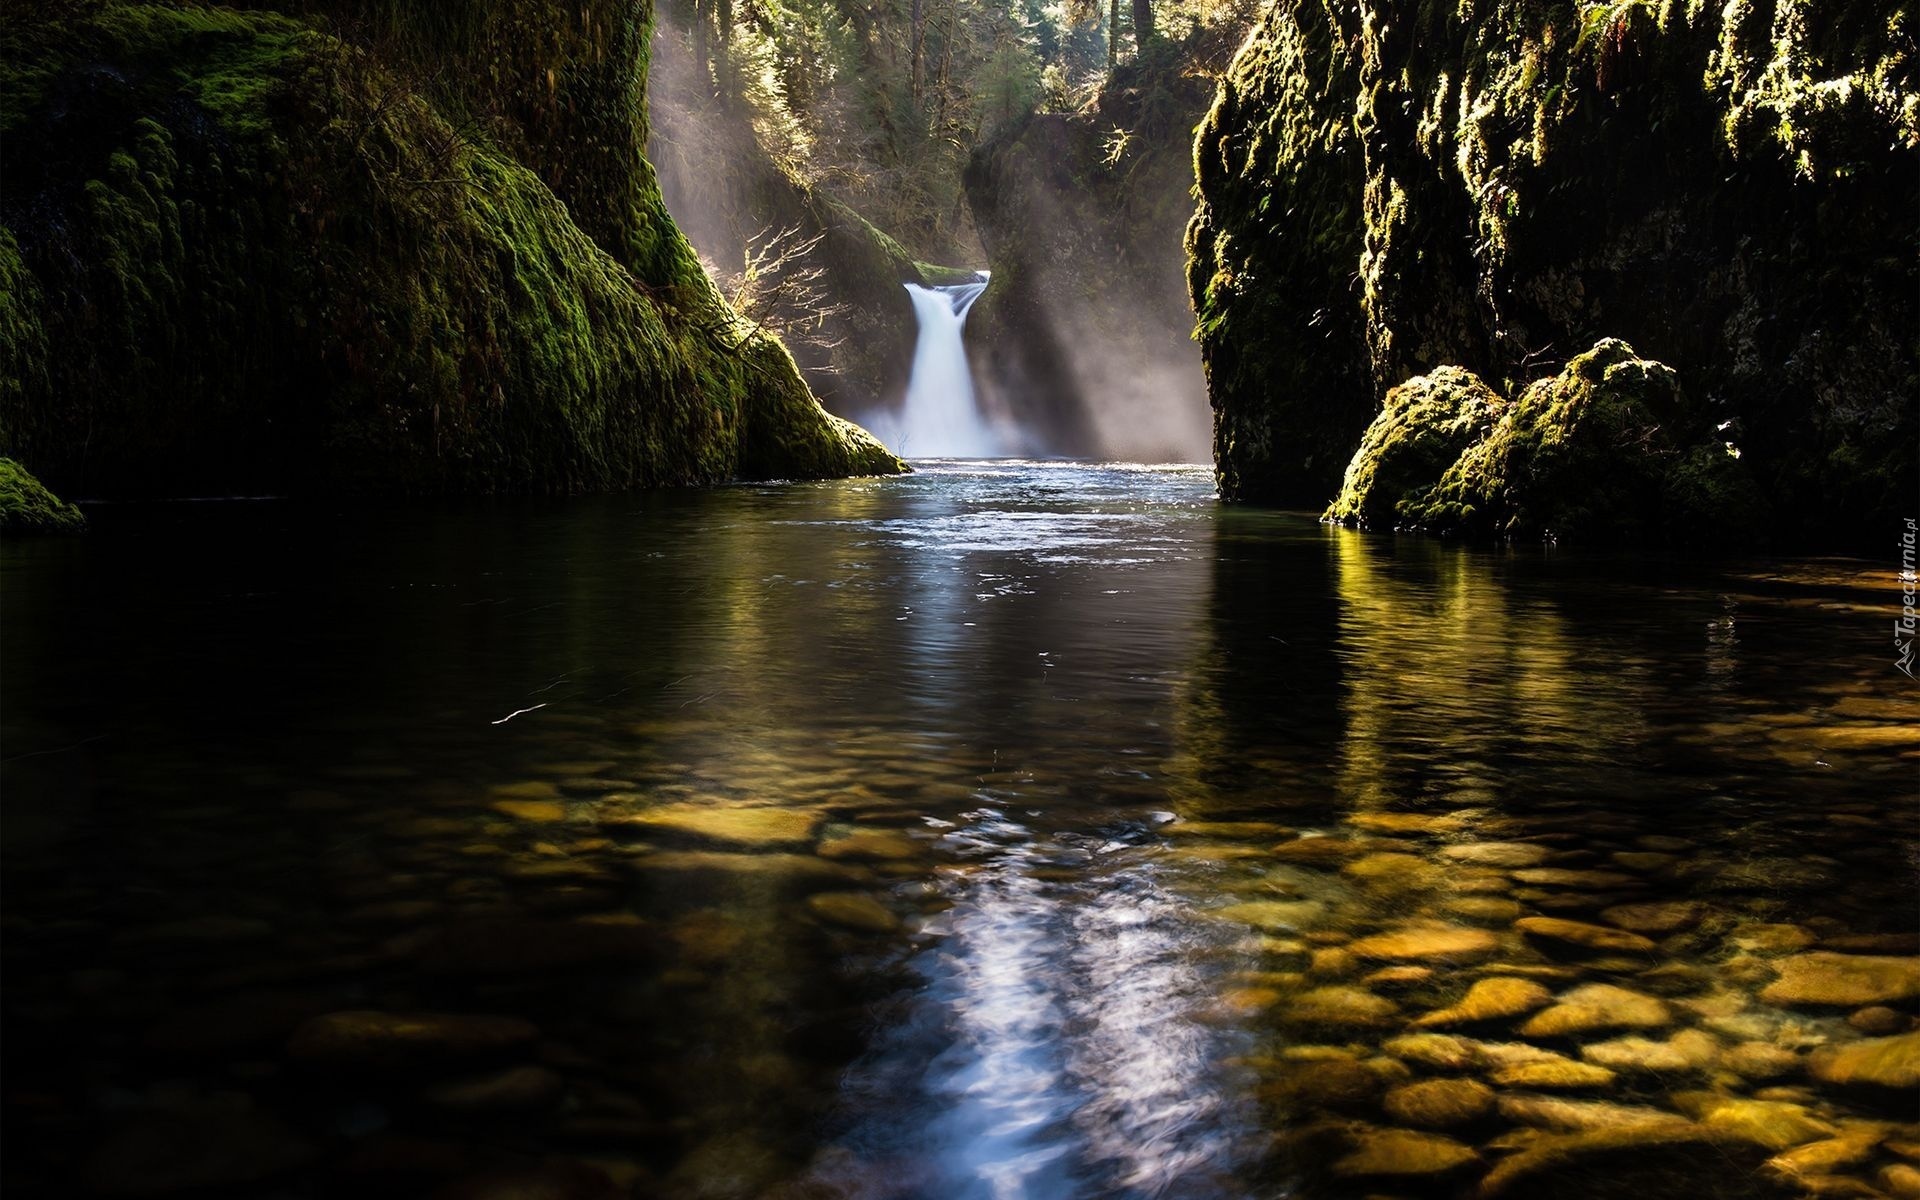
xmin=1188 ymin=0 xmax=1917 ymax=541
xmin=0 ymin=1 xmax=900 ymax=500
xmin=645 ymin=20 xmax=928 ymax=421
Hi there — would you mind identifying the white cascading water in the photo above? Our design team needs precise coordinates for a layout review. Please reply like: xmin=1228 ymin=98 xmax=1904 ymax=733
xmin=876 ymin=276 xmax=998 ymax=458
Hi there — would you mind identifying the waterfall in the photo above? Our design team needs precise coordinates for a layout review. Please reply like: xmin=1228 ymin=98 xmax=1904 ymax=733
xmin=875 ymin=276 xmax=999 ymax=458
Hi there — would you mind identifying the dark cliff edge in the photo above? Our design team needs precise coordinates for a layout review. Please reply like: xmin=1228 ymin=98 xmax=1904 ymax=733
xmin=0 ymin=0 xmax=901 ymax=505
xmin=1187 ymin=0 xmax=1917 ymax=545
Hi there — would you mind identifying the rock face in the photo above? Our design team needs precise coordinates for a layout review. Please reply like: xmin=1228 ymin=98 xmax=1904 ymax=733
xmin=645 ymin=21 xmax=926 ymax=418
xmin=0 ymin=1 xmax=901 ymax=502
xmin=1186 ymin=0 xmax=1917 ymax=542
xmin=1330 ymin=342 xmax=1764 ymax=542
xmin=962 ymin=51 xmax=1215 ymax=462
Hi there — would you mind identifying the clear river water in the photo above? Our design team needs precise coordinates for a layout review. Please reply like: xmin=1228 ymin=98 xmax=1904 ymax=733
xmin=2 ymin=461 xmax=1915 ymax=1199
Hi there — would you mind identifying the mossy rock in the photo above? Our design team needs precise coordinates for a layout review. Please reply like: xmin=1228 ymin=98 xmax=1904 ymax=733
xmin=0 ymin=457 xmax=84 ymax=534
xmin=0 ymin=2 xmax=900 ymax=500
xmin=1337 ymin=340 xmax=1766 ymax=544
xmin=1326 ymin=366 xmax=1506 ymax=529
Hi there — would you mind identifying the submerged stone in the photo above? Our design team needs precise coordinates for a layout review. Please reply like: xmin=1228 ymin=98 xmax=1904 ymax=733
xmin=1381 ymin=1078 xmax=1496 ymax=1128
xmin=1516 ymin=916 xmax=1658 ymax=955
xmin=1491 ymin=1060 xmax=1617 ymax=1089
xmin=1347 ymin=925 xmax=1500 ymax=962
xmin=1600 ymin=901 xmax=1707 ymax=934
xmin=805 ymin=892 xmax=900 ymax=933
xmin=1330 ymin=1127 xmax=1479 ymax=1178
xmin=1286 ymin=986 xmax=1401 ymax=1029
xmin=816 ymin=828 xmax=923 ymax=861
xmin=1477 ymin=1126 xmax=1772 ymax=1199
xmin=1440 ymin=842 xmax=1550 ymax=868
xmin=1213 ymin=899 xmax=1327 ymax=933
xmin=1413 ymin=977 xmax=1553 ymax=1028
xmin=1519 ymin=984 xmax=1673 ymax=1038
xmin=1579 ymin=1030 xmax=1720 ymax=1076
xmin=1760 ymin=953 xmax=1920 ymax=1008
xmin=611 ymin=803 xmax=821 ymax=848
xmin=1806 ymin=1030 xmax=1920 ymax=1090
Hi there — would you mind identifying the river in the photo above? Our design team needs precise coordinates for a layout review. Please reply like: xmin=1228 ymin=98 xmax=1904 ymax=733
xmin=2 ymin=461 xmax=1914 ymax=1198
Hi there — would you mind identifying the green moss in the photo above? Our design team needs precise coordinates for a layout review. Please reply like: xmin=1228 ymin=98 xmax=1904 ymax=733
xmin=1325 ymin=366 xmax=1506 ymax=529
xmin=0 ymin=1 xmax=899 ymax=499
xmin=0 ymin=457 xmax=85 ymax=534
xmin=1370 ymin=340 xmax=1767 ymax=544
xmin=1189 ymin=0 xmax=1917 ymax=543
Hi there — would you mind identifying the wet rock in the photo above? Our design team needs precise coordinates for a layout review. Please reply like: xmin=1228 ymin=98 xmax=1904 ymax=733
xmin=1286 ymin=986 xmax=1401 ymax=1029
xmin=1262 ymin=1059 xmax=1390 ymax=1112
xmin=1491 ymin=1060 xmax=1617 ymax=1089
xmin=1347 ymin=925 xmax=1500 ymax=963
xmin=1309 ymin=947 xmax=1359 ymax=977
xmin=1343 ymin=852 xmax=1445 ymax=892
xmin=1270 ymin=836 xmax=1380 ymax=864
xmin=1520 ymin=984 xmax=1673 ymax=1037
xmin=1807 ymin=1030 xmax=1920 ymax=1090
xmin=1365 ymin=965 xmax=1436 ymax=988
xmin=1763 ymin=1128 xmax=1886 ymax=1186
xmin=1384 ymin=1033 xmax=1480 ymax=1072
xmin=1883 ymin=1164 xmax=1920 ymax=1197
xmin=288 ymin=1011 xmax=538 ymax=1074
xmin=608 ymin=802 xmax=821 ymax=848
xmin=1580 ymin=1030 xmax=1720 ymax=1076
xmin=1412 ymin=977 xmax=1553 ymax=1028
xmin=491 ymin=781 xmax=562 ymax=800
xmin=1512 ymin=868 xmax=1643 ymax=889
xmin=640 ymin=850 xmax=866 ymax=893
xmin=491 ymin=799 xmax=567 ymax=822
xmin=1213 ymin=899 xmax=1327 ymax=933
xmin=1672 ymin=1093 xmax=1839 ymax=1151
xmin=816 ymin=828 xmax=923 ymax=861
xmin=805 ymin=892 xmax=901 ymax=933
xmin=1723 ymin=1041 xmax=1804 ymax=1081
xmin=1441 ymin=842 xmax=1550 ymax=868
xmin=83 ymin=1097 xmax=313 ymax=1196
xmin=424 ymin=1065 xmax=565 ymax=1113
xmin=1218 ymin=985 xmax=1284 ymax=1015
xmin=1823 ymin=933 xmax=1920 ymax=955
xmin=1516 ymin=917 xmax=1658 ymax=954
xmin=1733 ymin=923 xmax=1819 ymax=954
xmin=1347 ymin=811 xmax=1468 ymax=835
xmin=1330 ymin=1127 xmax=1479 ymax=1179
xmin=1849 ymin=1006 xmax=1910 ymax=1035
xmin=1444 ymin=896 xmax=1526 ymax=924
xmin=1762 ymin=953 xmax=1920 ymax=1008
xmin=1601 ymin=901 xmax=1707 ymax=934
xmin=1477 ymin=1126 xmax=1773 ymax=1199
xmin=1382 ymin=1078 xmax=1496 ymax=1128
xmin=1495 ymin=1093 xmax=1695 ymax=1135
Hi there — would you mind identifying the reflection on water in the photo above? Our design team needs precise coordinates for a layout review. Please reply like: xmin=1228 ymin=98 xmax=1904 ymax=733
xmin=1 ymin=462 xmax=1914 ymax=1200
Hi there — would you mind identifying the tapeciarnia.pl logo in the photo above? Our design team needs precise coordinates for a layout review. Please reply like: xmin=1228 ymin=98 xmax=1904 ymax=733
xmin=1898 ymin=517 xmax=1917 ymax=678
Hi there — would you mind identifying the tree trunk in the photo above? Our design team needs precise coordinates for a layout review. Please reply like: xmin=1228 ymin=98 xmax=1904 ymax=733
xmin=1130 ymin=0 xmax=1154 ymax=51
xmin=910 ymin=0 xmax=926 ymax=100
xmin=1107 ymin=0 xmax=1119 ymax=68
